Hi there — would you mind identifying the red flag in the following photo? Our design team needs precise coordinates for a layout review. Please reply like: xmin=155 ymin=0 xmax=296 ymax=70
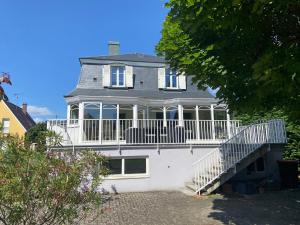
xmin=0 ymin=74 xmax=12 ymax=85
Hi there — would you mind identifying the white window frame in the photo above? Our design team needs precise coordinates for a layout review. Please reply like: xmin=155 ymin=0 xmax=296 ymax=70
xmin=165 ymin=69 xmax=178 ymax=89
xmin=69 ymin=104 xmax=79 ymax=125
xmin=104 ymin=156 xmax=149 ymax=180
xmin=2 ymin=118 xmax=10 ymax=134
xmin=111 ymin=66 xmax=126 ymax=87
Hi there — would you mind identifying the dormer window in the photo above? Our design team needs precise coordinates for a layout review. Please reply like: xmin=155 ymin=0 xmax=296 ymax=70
xmin=111 ymin=66 xmax=125 ymax=87
xmin=165 ymin=69 xmax=177 ymax=88
xmin=158 ymin=68 xmax=186 ymax=90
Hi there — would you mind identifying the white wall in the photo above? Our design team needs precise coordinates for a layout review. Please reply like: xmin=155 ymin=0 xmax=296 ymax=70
xmin=97 ymin=145 xmax=217 ymax=193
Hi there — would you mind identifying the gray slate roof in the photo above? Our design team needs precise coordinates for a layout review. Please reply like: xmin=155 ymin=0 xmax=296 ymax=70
xmin=80 ymin=53 xmax=166 ymax=63
xmin=66 ymin=88 xmax=214 ymax=99
xmin=4 ymin=101 xmax=36 ymax=131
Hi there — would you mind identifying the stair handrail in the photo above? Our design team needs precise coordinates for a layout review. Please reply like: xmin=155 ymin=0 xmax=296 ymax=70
xmin=191 ymin=120 xmax=262 ymax=166
xmin=192 ymin=119 xmax=286 ymax=193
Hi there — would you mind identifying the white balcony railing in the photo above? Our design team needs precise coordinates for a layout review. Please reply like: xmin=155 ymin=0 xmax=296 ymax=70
xmin=47 ymin=119 xmax=240 ymax=146
xmin=192 ymin=119 xmax=287 ymax=193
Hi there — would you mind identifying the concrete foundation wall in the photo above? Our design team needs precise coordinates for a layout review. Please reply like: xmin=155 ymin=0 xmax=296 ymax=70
xmin=231 ymin=144 xmax=283 ymax=182
xmin=98 ymin=145 xmax=217 ymax=193
xmin=94 ymin=144 xmax=284 ymax=193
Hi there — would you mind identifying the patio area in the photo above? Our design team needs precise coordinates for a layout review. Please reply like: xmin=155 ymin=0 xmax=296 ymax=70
xmin=78 ymin=189 xmax=300 ymax=225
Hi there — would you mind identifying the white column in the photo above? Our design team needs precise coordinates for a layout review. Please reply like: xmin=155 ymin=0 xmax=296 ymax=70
xmin=226 ymin=109 xmax=231 ymax=139
xmin=99 ymin=102 xmax=103 ymax=144
xmin=67 ymin=104 xmax=71 ymax=126
xmin=133 ymin=104 xmax=138 ymax=128
xmin=78 ymin=102 xmax=84 ymax=144
xmin=178 ymin=104 xmax=184 ymax=126
xmin=195 ymin=105 xmax=200 ymax=140
xmin=163 ymin=106 xmax=167 ymax=127
xmin=116 ymin=104 xmax=120 ymax=143
xmin=146 ymin=106 xmax=149 ymax=119
xmin=210 ymin=104 xmax=215 ymax=140
xmin=143 ymin=107 xmax=148 ymax=127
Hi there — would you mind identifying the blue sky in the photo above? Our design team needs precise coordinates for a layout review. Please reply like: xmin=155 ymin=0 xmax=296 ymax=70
xmin=0 ymin=0 xmax=168 ymax=121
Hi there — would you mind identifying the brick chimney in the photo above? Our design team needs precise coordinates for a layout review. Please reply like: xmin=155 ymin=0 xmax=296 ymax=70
xmin=108 ymin=41 xmax=120 ymax=55
xmin=22 ymin=103 xmax=27 ymax=114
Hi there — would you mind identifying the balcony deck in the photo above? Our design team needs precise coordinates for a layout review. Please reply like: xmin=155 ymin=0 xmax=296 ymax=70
xmin=47 ymin=119 xmax=240 ymax=148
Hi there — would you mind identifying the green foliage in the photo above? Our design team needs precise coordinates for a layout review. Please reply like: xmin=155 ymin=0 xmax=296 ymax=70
xmin=157 ymin=0 xmax=300 ymax=121
xmin=0 ymin=134 xmax=108 ymax=225
xmin=24 ymin=123 xmax=62 ymax=152
xmin=25 ymin=122 xmax=48 ymax=151
xmin=236 ymin=109 xmax=300 ymax=160
xmin=25 ymin=122 xmax=47 ymax=144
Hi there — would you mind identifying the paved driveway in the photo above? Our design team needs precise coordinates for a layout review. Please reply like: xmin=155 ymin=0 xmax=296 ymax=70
xmin=80 ymin=189 xmax=300 ymax=225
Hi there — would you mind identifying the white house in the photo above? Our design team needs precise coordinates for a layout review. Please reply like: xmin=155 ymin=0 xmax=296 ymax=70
xmin=48 ymin=42 xmax=287 ymax=194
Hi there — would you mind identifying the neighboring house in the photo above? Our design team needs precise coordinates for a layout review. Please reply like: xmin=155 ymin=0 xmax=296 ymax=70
xmin=0 ymin=100 xmax=36 ymax=137
xmin=48 ymin=42 xmax=287 ymax=194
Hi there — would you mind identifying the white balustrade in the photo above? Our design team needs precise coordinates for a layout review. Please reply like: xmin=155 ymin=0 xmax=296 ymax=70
xmin=47 ymin=119 xmax=241 ymax=146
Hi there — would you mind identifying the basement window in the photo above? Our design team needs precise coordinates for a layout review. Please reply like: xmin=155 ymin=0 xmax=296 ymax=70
xmin=125 ymin=158 xmax=146 ymax=174
xmin=105 ymin=157 xmax=148 ymax=178
xmin=107 ymin=159 xmax=122 ymax=175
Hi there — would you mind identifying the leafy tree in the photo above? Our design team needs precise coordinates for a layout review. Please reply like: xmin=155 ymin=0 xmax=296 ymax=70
xmin=0 ymin=133 xmax=108 ymax=225
xmin=156 ymin=0 xmax=300 ymax=121
xmin=25 ymin=122 xmax=47 ymax=144
xmin=24 ymin=122 xmax=48 ymax=152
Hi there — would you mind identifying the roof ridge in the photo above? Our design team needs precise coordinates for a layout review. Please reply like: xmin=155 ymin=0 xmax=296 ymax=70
xmin=80 ymin=52 xmax=162 ymax=59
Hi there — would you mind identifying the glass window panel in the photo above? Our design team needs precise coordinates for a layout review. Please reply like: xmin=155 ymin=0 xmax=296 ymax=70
xmin=119 ymin=67 xmax=124 ymax=75
xmin=119 ymin=72 xmax=124 ymax=86
xmin=166 ymin=107 xmax=178 ymax=119
xmin=70 ymin=104 xmax=79 ymax=119
xmin=171 ymin=75 xmax=177 ymax=87
xmin=183 ymin=112 xmax=192 ymax=120
xmin=124 ymin=158 xmax=146 ymax=174
xmin=166 ymin=74 xmax=170 ymax=87
xmin=102 ymin=104 xmax=117 ymax=119
xmin=165 ymin=69 xmax=177 ymax=88
xmin=84 ymin=104 xmax=100 ymax=119
xmin=183 ymin=106 xmax=196 ymax=120
xmin=111 ymin=66 xmax=125 ymax=86
xmin=111 ymin=67 xmax=117 ymax=86
xmin=198 ymin=110 xmax=211 ymax=120
xmin=148 ymin=107 xmax=163 ymax=119
xmin=156 ymin=112 xmax=163 ymax=119
xmin=107 ymin=159 xmax=122 ymax=175
xmin=214 ymin=110 xmax=227 ymax=120
xmin=119 ymin=105 xmax=133 ymax=119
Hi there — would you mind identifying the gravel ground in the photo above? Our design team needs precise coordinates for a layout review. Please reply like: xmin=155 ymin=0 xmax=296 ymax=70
xmin=78 ymin=189 xmax=300 ymax=225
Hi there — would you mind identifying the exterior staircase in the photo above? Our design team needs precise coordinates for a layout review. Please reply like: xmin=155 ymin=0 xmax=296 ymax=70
xmin=187 ymin=119 xmax=287 ymax=195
